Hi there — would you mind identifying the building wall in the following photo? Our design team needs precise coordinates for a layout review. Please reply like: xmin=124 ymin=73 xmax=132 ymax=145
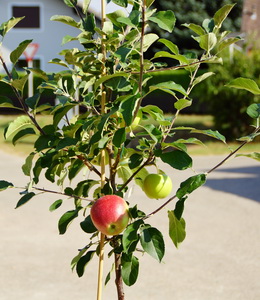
xmin=0 ymin=0 xmax=82 ymax=72
xmin=241 ymin=0 xmax=260 ymax=38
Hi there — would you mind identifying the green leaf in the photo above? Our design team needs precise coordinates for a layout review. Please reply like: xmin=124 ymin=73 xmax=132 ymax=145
xmin=10 ymin=40 xmax=33 ymax=65
xmin=190 ymin=128 xmax=226 ymax=143
xmin=63 ymin=0 xmax=75 ymax=7
xmin=176 ymin=174 xmax=206 ymax=199
xmin=140 ymin=226 xmax=165 ymax=262
xmin=128 ymin=153 xmax=143 ymax=169
xmin=0 ymin=96 xmax=19 ymax=109
xmin=25 ymin=93 xmax=41 ymax=110
xmin=11 ymin=75 xmax=29 ymax=92
xmin=4 ymin=116 xmax=35 ymax=141
xmin=182 ymin=23 xmax=206 ymax=36
xmin=112 ymin=0 xmax=128 ymax=8
xmin=76 ymin=251 xmax=95 ymax=277
xmin=168 ymin=210 xmax=186 ymax=248
xmin=193 ymin=72 xmax=215 ymax=87
xmin=213 ymin=4 xmax=235 ymax=29
xmin=120 ymin=95 xmax=140 ymax=126
xmin=158 ymin=38 xmax=179 ymax=54
xmin=105 ymin=76 xmax=131 ymax=92
xmin=174 ymin=197 xmax=187 ymax=220
xmin=247 ymin=103 xmax=260 ymax=119
xmin=113 ymin=128 xmax=126 ymax=147
xmin=236 ymin=152 xmax=260 ymax=162
xmin=217 ymin=37 xmax=241 ymax=53
xmin=174 ymin=98 xmax=192 ymax=110
xmin=94 ymin=72 xmax=128 ymax=91
xmin=142 ymin=33 xmax=159 ymax=52
xmin=121 ymin=253 xmax=139 ymax=286
xmin=122 ymin=220 xmax=143 ymax=254
xmin=0 ymin=17 xmax=25 ymax=37
xmin=0 ymin=180 xmax=14 ymax=191
xmin=15 ymin=192 xmax=35 ymax=209
xmin=107 ymin=10 xmax=127 ymax=28
xmin=50 ymin=15 xmax=79 ymax=28
xmin=82 ymin=0 xmax=91 ymax=14
xmin=225 ymin=78 xmax=260 ymax=95
xmin=53 ymin=104 xmax=76 ymax=128
xmin=193 ymin=33 xmax=217 ymax=52
xmin=149 ymin=11 xmax=176 ymax=33
xmin=58 ymin=209 xmax=79 ymax=234
xmin=49 ymin=199 xmax=63 ymax=212
xmin=80 ymin=215 xmax=97 ymax=233
xmin=160 ymin=150 xmax=192 ymax=170
xmin=12 ymin=128 xmax=36 ymax=145
xmin=150 ymin=81 xmax=188 ymax=97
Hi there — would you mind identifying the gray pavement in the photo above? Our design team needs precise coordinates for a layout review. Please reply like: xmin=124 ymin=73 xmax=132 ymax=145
xmin=0 ymin=150 xmax=259 ymax=300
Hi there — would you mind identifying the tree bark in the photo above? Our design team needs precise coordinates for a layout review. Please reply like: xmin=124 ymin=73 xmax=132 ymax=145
xmin=114 ymin=252 xmax=125 ymax=300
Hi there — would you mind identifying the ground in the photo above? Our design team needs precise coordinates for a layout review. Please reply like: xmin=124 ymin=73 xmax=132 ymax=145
xmin=0 ymin=151 xmax=259 ymax=300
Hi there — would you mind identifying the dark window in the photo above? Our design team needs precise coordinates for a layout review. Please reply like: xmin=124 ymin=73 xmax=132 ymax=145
xmin=12 ymin=6 xmax=40 ymax=28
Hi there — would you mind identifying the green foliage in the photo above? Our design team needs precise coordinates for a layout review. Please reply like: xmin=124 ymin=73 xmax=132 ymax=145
xmin=148 ymin=0 xmax=243 ymax=55
xmin=193 ymin=47 xmax=260 ymax=139
xmin=0 ymin=1 xmax=259 ymax=297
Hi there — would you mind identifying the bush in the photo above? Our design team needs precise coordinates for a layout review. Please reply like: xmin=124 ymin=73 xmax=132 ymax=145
xmin=192 ymin=46 xmax=260 ymax=140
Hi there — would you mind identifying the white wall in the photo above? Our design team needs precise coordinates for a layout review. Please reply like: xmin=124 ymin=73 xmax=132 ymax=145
xmin=0 ymin=0 xmax=82 ymax=72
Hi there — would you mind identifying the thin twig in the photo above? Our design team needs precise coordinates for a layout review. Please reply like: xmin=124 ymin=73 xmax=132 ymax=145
xmin=118 ymin=154 xmax=154 ymax=193
xmin=33 ymin=186 xmax=94 ymax=202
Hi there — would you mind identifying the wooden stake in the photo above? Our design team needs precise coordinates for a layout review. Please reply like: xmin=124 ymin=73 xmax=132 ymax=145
xmin=96 ymin=1 xmax=107 ymax=300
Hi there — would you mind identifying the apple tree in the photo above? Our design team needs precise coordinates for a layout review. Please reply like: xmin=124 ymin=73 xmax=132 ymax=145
xmin=0 ymin=1 xmax=259 ymax=299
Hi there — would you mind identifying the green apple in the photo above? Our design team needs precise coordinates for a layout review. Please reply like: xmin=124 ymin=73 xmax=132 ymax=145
xmin=90 ymin=195 xmax=130 ymax=236
xmin=111 ymin=110 xmax=142 ymax=131
xmin=143 ymin=173 xmax=172 ymax=199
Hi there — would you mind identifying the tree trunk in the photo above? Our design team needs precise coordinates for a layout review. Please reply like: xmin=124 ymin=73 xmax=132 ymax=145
xmin=114 ymin=252 xmax=125 ymax=300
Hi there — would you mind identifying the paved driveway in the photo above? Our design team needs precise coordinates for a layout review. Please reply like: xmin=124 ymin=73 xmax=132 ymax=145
xmin=0 ymin=151 xmax=259 ymax=300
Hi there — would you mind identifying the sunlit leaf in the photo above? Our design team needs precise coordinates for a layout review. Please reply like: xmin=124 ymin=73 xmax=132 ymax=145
xmin=236 ymin=152 xmax=260 ymax=162
xmin=50 ymin=15 xmax=79 ymax=28
xmin=168 ymin=210 xmax=186 ymax=248
xmin=149 ymin=11 xmax=176 ymax=33
xmin=4 ymin=115 xmax=35 ymax=141
xmin=0 ymin=180 xmax=14 ymax=191
xmin=58 ymin=209 xmax=79 ymax=234
xmin=122 ymin=219 xmax=143 ymax=254
xmin=158 ymin=38 xmax=179 ymax=54
xmin=213 ymin=4 xmax=235 ymax=29
xmin=225 ymin=78 xmax=260 ymax=95
xmin=121 ymin=253 xmax=139 ymax=286
xmin=160 ymin=150 xmax=192 ymax=170
xmin=49 ymin=199 xmax=63 ymax=212
xmin=140 ymin=226 xmax=165 ymax=262
xmin=76 ymin=251 xmax=95 ymax=277
xmin=10 ymin=40 xmax=33 ymax=65
xmin=176 ymin=174 xmax=206 ymax=199
xmin=246 ymin=103 xmax=260 ymax=119
xmin=15 ymin=192 xmax=35 ymax=209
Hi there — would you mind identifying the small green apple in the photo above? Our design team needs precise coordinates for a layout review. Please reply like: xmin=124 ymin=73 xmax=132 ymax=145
xmin=111 ymin=110 xmax=142 ymax=131
xmin=143 ymin=173 xmax=172 ymax=199
xmin=90 ymin=195 xmax=130 ymax=236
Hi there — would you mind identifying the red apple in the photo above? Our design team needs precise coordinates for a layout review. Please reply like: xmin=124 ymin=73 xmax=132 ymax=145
xmin=90 ymin=195 xmax=130 ymax=236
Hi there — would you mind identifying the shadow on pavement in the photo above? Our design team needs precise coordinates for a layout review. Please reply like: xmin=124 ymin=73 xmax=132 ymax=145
xmin=205 ymin=165 xmax=260 ymax=202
